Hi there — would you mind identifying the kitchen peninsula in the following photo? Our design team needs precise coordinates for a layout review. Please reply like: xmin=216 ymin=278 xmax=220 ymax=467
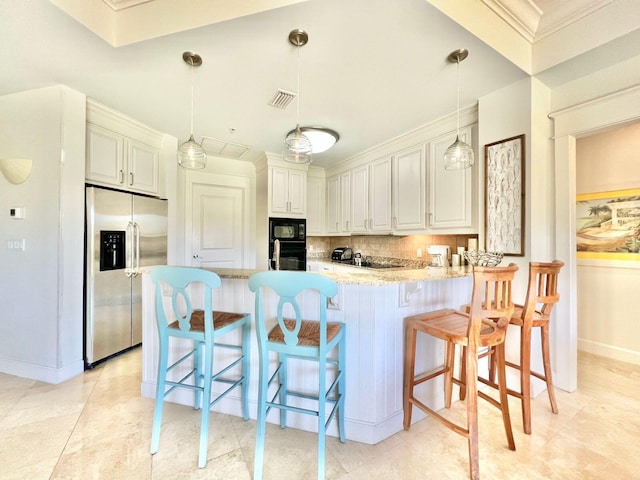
xmin=140 ymin=265 xmax=472 ymax=444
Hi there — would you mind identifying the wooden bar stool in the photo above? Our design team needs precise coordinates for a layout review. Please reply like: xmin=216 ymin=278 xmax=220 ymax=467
xmin=150 ymin=266 xmax=251 ymax=468
xmin=475 ymin=260 xmax=564 ymax=434
xmin=403 ymin=264 xmax=518 ymax=480
xmin=248 ymin=271 xmax=346 ymax=480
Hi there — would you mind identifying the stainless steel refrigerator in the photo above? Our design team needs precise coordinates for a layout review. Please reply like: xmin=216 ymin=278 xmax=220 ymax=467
xmin=84 ymin=186 xmax=168 ymax=368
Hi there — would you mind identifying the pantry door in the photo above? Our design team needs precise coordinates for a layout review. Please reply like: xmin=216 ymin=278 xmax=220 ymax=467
xmin=187 ymin=180 xmax=250 ymax=268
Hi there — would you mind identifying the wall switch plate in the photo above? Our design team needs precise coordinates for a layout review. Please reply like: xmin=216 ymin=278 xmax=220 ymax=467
xmin=10 ymin=207 xmax=25 ymax=219
xmin=416 ymin=248 xmax=422 ymax=257
xmin=7 ymin=239 xmax=26 ymax=250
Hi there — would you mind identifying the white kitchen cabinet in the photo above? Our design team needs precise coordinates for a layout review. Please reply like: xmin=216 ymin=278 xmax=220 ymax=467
xmin=427 ymin=126 xmax=475 ymax=230
xmin=270 ymin=166 xmax=306 ymax=217
xmin=392 ymin=145 xmax=426 ymax=231
xmin=326 ymin=172 xmax=351 ymax=234
xmin=350 ymin=157 xmax=392 ymax=233
xmin=86 ymin=100 xmax=163 ymax=196
xmin=306 ymin=171 xmax=325 ymax=235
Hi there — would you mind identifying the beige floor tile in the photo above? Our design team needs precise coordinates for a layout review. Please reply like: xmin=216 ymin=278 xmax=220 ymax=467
xmin=1 ymin=348 xmax=639 ymax=480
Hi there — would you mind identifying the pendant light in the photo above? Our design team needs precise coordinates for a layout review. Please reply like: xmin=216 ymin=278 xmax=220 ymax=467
xmin=178 ymin=51 xmax=207 ymax=169
xmin=283 ymin=29 xmax=312 ymax=164
xmin=443 ymin=49 xmax=474 ymax=170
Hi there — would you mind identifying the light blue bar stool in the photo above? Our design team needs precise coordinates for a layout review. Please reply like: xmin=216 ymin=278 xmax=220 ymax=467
xmin=150 ymin=266 xmax=251 ymax=468
xmin=248 ymin=271 xmax=346 ymax=480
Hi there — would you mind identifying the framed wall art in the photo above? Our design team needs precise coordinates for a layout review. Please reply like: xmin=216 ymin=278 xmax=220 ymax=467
xmin=484 ymin=134 xmax=525 ymax=256
xmin=576 ymin=188 xmax=640 ymax=260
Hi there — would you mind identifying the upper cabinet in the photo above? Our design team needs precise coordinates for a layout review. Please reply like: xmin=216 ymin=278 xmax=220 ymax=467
xmin=350 ymin=157 xmax=392 ymax=233
xmin=86 ymin=99 xmax=164 ymax=197
xmin=326 ymin=171 xmax=351 ymax=234
xmin=255 ymin=154 xmax=308 ymax=219
xmin=306 ymin=168 xmax=325 ymax=235
xmin=392 ymin=145 xmax=426 ymax=231
xmin=427 ymin=126 xmax=475 ymax=231
xmin=269 ymin=165 xmax=307 ymax=217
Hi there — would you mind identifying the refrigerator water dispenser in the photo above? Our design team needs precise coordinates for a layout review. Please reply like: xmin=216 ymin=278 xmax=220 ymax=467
xmin=100 ymin=230 xmax=126 ymax=271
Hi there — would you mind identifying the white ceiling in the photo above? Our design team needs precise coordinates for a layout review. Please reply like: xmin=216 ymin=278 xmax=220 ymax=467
xmin=1 ymin=0 xmax=637 ymax=167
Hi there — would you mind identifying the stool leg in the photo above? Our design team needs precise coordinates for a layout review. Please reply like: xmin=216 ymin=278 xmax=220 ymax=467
xmin=279 ymin=353 xmax=287 ymax=429
xmin=338 ymin=333 xmax=347 ymax=443
xmin=241 ymin=318 xmax=251 ymax=421
xmin=150 ymin=337 xmax=168 ymax=455
xmin=254 ymin=353 xmax=269 ymax=480
xmin=465 ymin=344 xmax=480 ymax=480
xmin=403 ymin=323 xmax=417 ymax=430
xmin=444 ymin=341 xmax=455 ymax=408
xmin=495 ymin=343 xmax=516 ymax=451
xmin=459 ymin=346 xmax=467 ymax=401
xmin=540 ymin=324 xmax=558 ymax=414
xmin=198 ymin=342 xmax=213 ymax=468
xmin=194 ymin=340 xmax=203 ymax=410
xmin=520 ymin=324 xmax=533 ymax=435
xmin=317 ymin=356 xmax=327 ymax=480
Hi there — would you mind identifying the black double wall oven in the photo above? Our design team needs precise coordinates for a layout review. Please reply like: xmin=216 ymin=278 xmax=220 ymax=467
xmin=269 ymin=217 xmax=306 ymax=271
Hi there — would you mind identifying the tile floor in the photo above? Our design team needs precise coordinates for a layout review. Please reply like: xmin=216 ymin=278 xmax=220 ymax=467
xmin=1 ymin=349 xmax=639 ymax=479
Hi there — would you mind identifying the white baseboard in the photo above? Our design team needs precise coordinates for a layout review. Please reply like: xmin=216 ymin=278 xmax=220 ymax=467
xmin=0 ymin=357 xmax=84 ymax=384
xmin=578 ymin=338 xmax=640 ymax=366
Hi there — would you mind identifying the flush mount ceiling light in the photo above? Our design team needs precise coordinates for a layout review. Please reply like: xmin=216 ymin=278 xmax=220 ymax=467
xmin=286 ymin=126 xmax=339 ymax=153
xmin=283 ymin=29 xmax=312 ymax=165
xmin=443 ymin=48 xmax=475 ymax=170
xmin=178 ymin=51 xmax=207 ymax=169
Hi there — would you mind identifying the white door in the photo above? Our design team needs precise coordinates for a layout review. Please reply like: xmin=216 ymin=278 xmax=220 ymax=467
xmin=191 ymin=183 xmax=244 ymax=267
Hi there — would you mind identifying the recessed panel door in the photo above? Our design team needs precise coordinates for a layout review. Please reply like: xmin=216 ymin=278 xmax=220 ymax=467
xmin=191 ymin=183 xmax=244 ymax=268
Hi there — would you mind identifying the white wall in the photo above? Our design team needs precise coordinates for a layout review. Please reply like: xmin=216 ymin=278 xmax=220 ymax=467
xmin=575 ymin=123 xmax=640 ymax=364
xmin=0 ymin=86 xmax=86 ymax=382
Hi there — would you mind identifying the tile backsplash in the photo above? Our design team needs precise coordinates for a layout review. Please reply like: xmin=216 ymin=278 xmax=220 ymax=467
xmin=307 ymin=234 xmax=479 ymax=262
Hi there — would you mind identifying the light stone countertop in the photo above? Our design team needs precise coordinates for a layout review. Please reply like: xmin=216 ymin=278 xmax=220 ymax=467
xmin=203 ymin=263 xmax=472 ymax=286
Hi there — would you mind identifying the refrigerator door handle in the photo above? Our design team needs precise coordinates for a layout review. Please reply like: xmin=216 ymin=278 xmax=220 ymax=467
xmin=125 ymin=221 xmax=134 ymax=278
xmin=133 ymin=222 xmax=141 ymax=276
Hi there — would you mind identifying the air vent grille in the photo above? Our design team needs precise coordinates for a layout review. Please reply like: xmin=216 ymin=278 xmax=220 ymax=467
xmin=201 ymin=137 xmax=250 ymax=159
xmin=268 ymin=89 xmax=297 ymax=109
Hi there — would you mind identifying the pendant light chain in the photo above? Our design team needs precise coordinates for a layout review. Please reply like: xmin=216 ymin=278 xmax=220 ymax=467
xmin=296 ymin=44 xmax=301 ymax=126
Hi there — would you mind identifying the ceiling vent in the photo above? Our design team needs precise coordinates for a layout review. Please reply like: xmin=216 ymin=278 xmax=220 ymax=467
xmin=201 ymin=137 xmax=251 ymax=159
xmin=268 ymin=89 xmax=297 ymax=109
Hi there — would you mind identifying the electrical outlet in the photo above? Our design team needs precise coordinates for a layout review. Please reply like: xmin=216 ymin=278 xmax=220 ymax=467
xmin=416 ymin=248 xmax=422 ymax=257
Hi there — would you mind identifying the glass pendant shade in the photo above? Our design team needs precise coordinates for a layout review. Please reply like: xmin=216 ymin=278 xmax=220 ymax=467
xmin=178 ymin=134 xmax=207 ymax=169
xmin=444 ymin=135 xmax=474 ymax=170
xmin=285 ymin=125 xmax=313 ymax=153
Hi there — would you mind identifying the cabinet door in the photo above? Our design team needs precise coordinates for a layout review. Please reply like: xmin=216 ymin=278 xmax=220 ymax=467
xmin=287 ymin=169 xmax=306 ymax=215
xmin=369 ymin=157 xmax=392 ymax=232
xmin=86 ymin=124 xmax=125 ymax=186
xmin=350 ymin=165 xmax=369 ymax=233
xmin=128 ymin=140 xmax=159 ymax=195
xmin=326 ymin=176 xmax=340 ymax=234
xmin=339 ymin=171 xmax=351 ymax=232
xmin=428 ymin=127 xmax=473 ymax=229
xmin=270 ymin=167 xmax=290 ymax=214
xmin=306 ymin=176 xmax=324 ymax=235
xmin=393 ymin=145 xmax=426 ymax=231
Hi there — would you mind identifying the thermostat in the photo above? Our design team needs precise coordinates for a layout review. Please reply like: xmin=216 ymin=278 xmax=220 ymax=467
xmin=10 ymin=207 xmax=25 ymax=219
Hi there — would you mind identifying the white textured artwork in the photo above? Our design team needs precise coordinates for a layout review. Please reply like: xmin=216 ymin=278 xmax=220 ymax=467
xmin=485 ymin=135 xmax=524 ymax=256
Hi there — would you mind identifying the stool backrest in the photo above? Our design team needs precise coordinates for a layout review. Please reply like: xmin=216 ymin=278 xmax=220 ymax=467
xmin=522 ymin=260 xmax=564 ymax=320
xmin=468 ymin=264 xmax=519 ymax=344
xmin=248 ymin=271 xmax=338 ymax=351
xmin=151 ymin=266 xmax=221 ymax=339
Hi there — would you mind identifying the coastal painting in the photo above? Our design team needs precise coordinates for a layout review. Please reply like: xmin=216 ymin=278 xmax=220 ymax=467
xmin=576 ymin=188 xmax=640 ymax=259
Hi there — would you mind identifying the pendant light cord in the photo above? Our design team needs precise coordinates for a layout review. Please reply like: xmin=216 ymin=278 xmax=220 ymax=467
xmin=455 ymin=58 xmax=460 ymax=136
xmin=295 ymin=44 xmax=301 ymax=127
xmin=190 ymin=63 xmax=195 ymax=136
